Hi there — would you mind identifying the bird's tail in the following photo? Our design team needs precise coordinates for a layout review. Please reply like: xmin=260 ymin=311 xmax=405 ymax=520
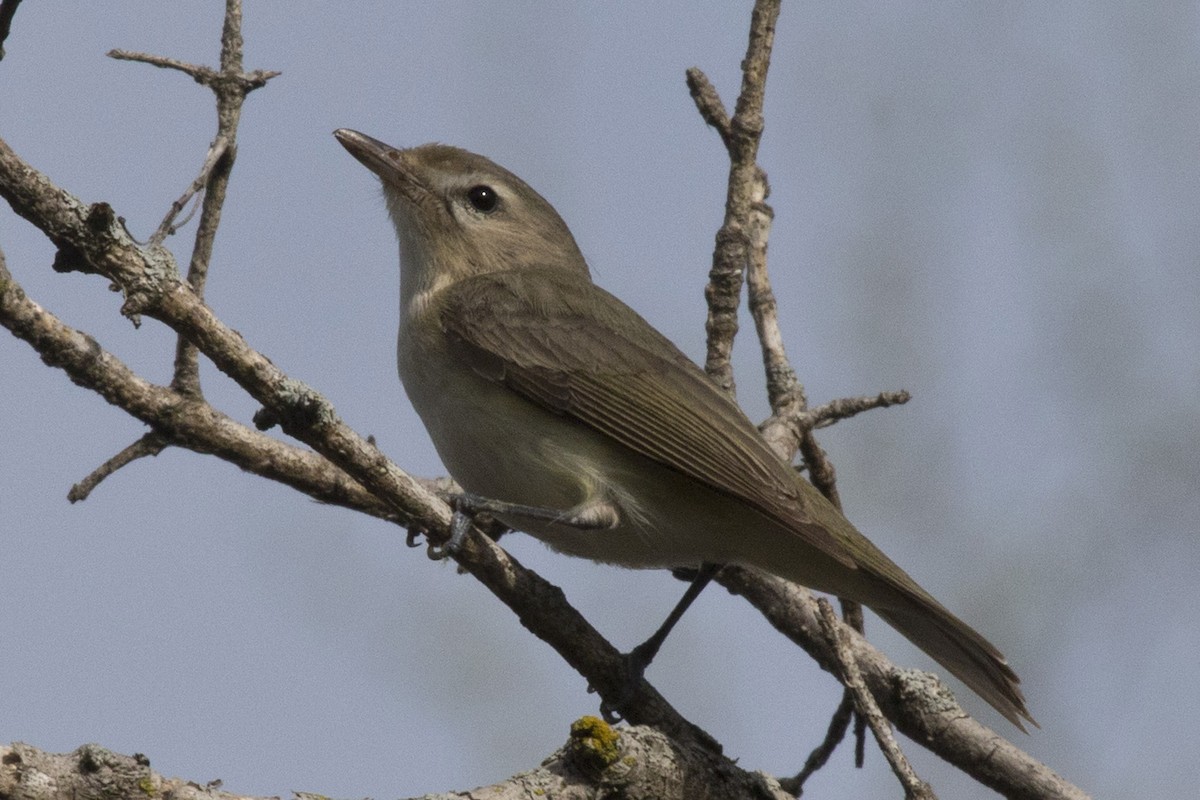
xmin=737 ymin=484 xmax=1035 ymax=729
xmin=872 ymin=589 xmax=1036 ymax=731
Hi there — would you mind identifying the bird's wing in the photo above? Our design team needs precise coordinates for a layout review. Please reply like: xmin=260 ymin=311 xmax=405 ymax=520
xmin=435 ymin=268 xmax=858 ymax=569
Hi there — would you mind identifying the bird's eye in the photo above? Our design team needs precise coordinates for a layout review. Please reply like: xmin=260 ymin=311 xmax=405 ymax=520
xmin=466 ymin=185 xmax=499 ymax=213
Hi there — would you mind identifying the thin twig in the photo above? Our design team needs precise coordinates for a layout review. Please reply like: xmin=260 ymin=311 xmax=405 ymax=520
xmin=689 ymin=0 xmax=873 ymax=777
xmin=0 ymin=257 xmax=403 ymax=523
xmin=808 ymin=390 xmax=912 ymax=429
xmin=107 ymin=50 xmax=212 ymax=81
xmin=148 ymin=135 xmax=229 ymax=246
xmin=67 ymin=432 xmax=168 ymax=502
xmin=62 ymin=10 xmax=265 ymax=492
xmin=112 ymin=0 xmax=278 ymax=409
xmin=691 ymin=1 xmax=850 ymax=518
xmin=688 ymin=0 xmax=853 ymax=517
xmin=697 ymin=3 xmax=803 ymax=423
xmin=686 ymin=68 xmax=731 ymax=148
xmin=797 ymin=429 xmax=842 ymax=507
xmin=694 ymin=0 xmax=782 ymax=397
xmin=817 ymin=599 xmax=937 ymax=800
xmin=174 ymin=2 xmax=274 ymax=398
xmin=169 ymin=193 xmax=202 ymax=232
xmin=780 ymin=690 xmax=855 ymax=794
xmin=107 ymin=48 xmax=280 ymax=91
xmin=759 ymin=390 xmax=911 ymax=457
xmin=715 ymin=563 xmax=1087 ymax=799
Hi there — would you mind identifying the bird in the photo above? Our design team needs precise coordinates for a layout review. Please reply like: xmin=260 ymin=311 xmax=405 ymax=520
xmin=334 ymin=128 xmax=1035 ymax=730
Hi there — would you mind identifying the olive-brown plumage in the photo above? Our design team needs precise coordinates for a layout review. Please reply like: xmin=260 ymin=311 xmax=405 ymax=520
xmin=335 ymin=128 xmax=1035 ymax=730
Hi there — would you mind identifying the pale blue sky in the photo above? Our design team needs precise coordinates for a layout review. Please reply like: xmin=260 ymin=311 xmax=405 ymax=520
xmin=3 ymin=3 xmax=1197 ymax=798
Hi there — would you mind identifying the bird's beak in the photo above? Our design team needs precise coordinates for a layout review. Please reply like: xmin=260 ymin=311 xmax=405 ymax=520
xmin=334 ymin=128 xmax=404 ymax=181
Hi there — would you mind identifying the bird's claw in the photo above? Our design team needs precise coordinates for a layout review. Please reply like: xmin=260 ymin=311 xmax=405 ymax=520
xmin=427 ymin=500 xmax=475 ymax=560
xmin=592 ymin=648 xmax=653 ymax=724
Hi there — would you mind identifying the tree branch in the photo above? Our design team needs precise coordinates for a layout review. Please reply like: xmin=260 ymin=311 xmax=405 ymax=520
xmin=112 ymin=0 xmax=278 ymax=404
xmin=717 ymin=566 xmax=1088 ymax=799
xmin=67 ymin=432 xmax=167 ymax=503
xmin=695 ymin=0 xmax=781 ymax=397
xmin=689 ymin=0 xmax=877 ymax=779
xmin=818 ymin=598 xmax=937 ymax=800
xmin=759 ymin=389 xmax=912 ymax=457
xmin=0 ymin=251 xmax=398 ymax=523
xmin=0 ymin=726 xmax=793 ymax=800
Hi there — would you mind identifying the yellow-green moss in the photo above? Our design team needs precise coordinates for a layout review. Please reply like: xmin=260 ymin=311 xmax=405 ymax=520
xmin=568 ymin=715 xmax=620 ymax=771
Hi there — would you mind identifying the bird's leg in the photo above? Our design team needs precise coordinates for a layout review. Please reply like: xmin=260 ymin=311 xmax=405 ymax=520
xmin=628 ymin=562 xmax=722 ymax=673
xmin=601 ymin=562 xmax=723 ymax=722
xmin=435 ymin=493 xmax=720 ymax=723
xmin=429 ymin=491 xmax=617 ymax=559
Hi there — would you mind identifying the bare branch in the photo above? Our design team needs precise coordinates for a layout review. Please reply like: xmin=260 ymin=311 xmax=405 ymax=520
xmin=717 ymin=566 xmax=1089 ymax=799
xmin=0 ymin=743 xmax=252 ymax=800
xmin=685 ymin=67 xmax=731 ymax=147
xmin=107 ymin=49 xmax=214 ymax=81
xmin=688 ymin=0 xmax=877 ymax=774
xmin=0 ymin=727 xmax=792 ymax=800
xmin=781 ymin=691 xmax=856 ymax=794
xmin=688 ymin=0 xmax=861 ymax=523
xmin=149 ymin=135 xmax=229 ymax=247
xmin=685 ymin=3 xmax=803 ymax=422
xmin=67 ymin=432 xmax=167 ymax=502
xmin=106 ymin=49 xmax=280 ymax=92
xmin=808 ymin=390 xmax=913 ymax=428
xmin=818 ymin=598 xmax=937 ymax=800
xmin=96 ymin=0 xmax=278 ymax=492
xmin=112 ymin=1 xmax=279 ymax=402
xmin=0 ymin=255 xmax=401 ymax=524
xmin=694 ymin=0 xmax=782 ymax=397
xmin=759 ymin=389 xmax=912 ymax=456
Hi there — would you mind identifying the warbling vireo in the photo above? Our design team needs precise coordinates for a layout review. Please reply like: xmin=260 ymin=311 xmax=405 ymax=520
xmin=334 ymin=128 xmax=1034 ymax=730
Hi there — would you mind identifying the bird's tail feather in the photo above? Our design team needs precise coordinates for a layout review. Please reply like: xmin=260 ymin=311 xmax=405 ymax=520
xmin=873 ymin=594 xmax=1036 ymax=731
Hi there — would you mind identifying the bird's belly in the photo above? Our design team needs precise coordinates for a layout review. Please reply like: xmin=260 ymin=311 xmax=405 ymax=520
xmin=398 ymin=339 xmax=733 ymax=569
xmin=401 ymin=350 xmax=591 ymax=506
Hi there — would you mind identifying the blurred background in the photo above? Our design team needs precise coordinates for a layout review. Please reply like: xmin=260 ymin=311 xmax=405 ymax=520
xmin=2 ymin=3 xmax=1196 ymax=797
